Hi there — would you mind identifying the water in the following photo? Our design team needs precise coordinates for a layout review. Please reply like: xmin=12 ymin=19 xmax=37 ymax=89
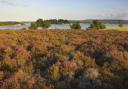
xmin=0 ymin=23 xmax=128 ymax=30
xmin=49 ymin=23 xmax=128 ymax=29
xmin=49 ymin=24 xmax=70 ymax=29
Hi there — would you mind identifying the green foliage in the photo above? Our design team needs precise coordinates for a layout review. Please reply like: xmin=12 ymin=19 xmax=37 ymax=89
xmin=88 ymin=20 xmax=106 ymax=29
xmin=70 ymin=22 xmax=81 ymax=29
xmin=45 ymin=19 xmax=69 ymax=24
xmin=41 ymin=21 xmax=51 ymax=28
xmin=118 ymin=21 xmax=123 ymax=28
xmin=0 ymin=22 xmax=23 ymax=26
xmin=29 ymin=19 xmax=51 ymax=29
xmin=29 ymin=23 xmax=37 ymax=29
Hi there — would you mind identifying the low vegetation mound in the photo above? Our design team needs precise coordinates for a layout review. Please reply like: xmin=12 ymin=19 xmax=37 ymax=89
xmin=0 ymin=30 xmax=128 ymax=89
xmin=70 ymin=22 xmax=81 ymax=29
xmin=29 ymin=19 xmax=51 ymax=29
xmin=0 ymin=22 xmax=23 ymax=26
xmin=88 ymin=20 xmax=106 ymax=29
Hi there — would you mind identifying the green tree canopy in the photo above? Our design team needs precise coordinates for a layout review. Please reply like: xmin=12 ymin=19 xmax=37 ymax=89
xmin=70 ymin=22 xmax=81 ymax=29
xmin=118 ymin=21 xmax=123 ymax=28
xmin=88 ymin=20 xmax=106 ymax=30
xmin=29 ymin=19 xmax=51 ymax=29
xmin=29 ymin=22 xmax=37 ymax=29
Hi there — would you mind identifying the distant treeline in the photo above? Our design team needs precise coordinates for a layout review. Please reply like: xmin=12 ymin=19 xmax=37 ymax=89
xmin=79 ymin=20 xmax=128 ymax=24
xmin=29 ymin=19 xmax=107 ymax=29
xmin=0 ymin=22 xmax=24 ymax=26
xmin=44 ymin=19 xmax=128 ymax=24
xmin=45 ymin=19 xmax=70 ymax=24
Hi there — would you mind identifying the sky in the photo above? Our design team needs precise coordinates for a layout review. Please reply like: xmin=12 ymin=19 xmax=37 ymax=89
xmin=0 ymin=0 xmax=128 ymax=21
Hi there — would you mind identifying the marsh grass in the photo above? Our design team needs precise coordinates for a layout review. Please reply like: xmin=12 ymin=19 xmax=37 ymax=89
xmin=103 ymin=28 xmax=128 ymax=31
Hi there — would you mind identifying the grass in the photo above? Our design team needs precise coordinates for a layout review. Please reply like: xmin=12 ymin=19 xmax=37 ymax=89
xmin=103 ymin=28 xmax=128 ymax=31
xmin=0 ymin=22 xmax=24 ymax=26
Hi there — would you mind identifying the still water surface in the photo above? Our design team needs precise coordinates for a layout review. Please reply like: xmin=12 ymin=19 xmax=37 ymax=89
xmin=0 ymin=23 xmax=128 ymax=30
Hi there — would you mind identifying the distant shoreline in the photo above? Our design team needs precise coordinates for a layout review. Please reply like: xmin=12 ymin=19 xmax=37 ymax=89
xmin=0 ymin=19 xmax=128 ymax=26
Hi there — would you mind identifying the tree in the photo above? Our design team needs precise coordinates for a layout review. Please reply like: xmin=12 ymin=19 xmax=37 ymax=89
xmin=36 ymin=19 xmax=44 ymax=27
xmin=29 ymin=22 xmax=37 ymax=29
xmin=70 ymin=22 xmax=81 ymax=29
xmin=29 ymin=19 xmax=51 ymax=29
xmin=41 ymin=21 xmax=51 ymax=28
xmin=118 ymin=21 xmax=123 ymax=28
xmin=88 ymin=20 xmax=106 ymax=30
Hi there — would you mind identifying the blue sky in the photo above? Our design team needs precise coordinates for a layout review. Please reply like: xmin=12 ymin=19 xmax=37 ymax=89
xmin=0 ymin=0 xmax=128 ymax=21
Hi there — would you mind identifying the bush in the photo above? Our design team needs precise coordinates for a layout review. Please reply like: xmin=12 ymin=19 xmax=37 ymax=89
xmin=40 ymin=21 xmax=51 ymax=28
xmin=29 ymin=19 xmax=51 ymax=29
xmin=118 ymin=21 xmax=123 ymax=28
xmin=29 ymin=23 xmax=37 ymax=29
xmin=88 ymin=20 xmax=106 ymax=29
xmin=70 ymin=22 xmax=81 ymax=29
xmin=49 ymin=64 xmax=60 ymax=80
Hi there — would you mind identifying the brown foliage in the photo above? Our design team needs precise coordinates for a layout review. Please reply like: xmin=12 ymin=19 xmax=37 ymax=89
xmin=0 ymin=30 xmax=127 ymax=89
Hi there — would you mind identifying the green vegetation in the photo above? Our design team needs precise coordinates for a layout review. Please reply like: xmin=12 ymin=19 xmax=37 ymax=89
xmin=46 ymin=19 xmax=70 ymax=24
xmin=29 ymin=22 xmax=37 ymax=29
xmin=88 ymin=20 xmax=106 ymax=29
xmin=103 ymin=28 xmax=128 ymax=31
xmin=29 ymin=19 xmax=51 ymax=29
xmin=0 ymin=30 xmax=128 ymax=89
xmin=118 ymin=21 xmax=123 ymax=28
xmin=0 ymin=22 xmax=23 ymax=26
xmin=70 ymin=22 xmax=81 ymax=29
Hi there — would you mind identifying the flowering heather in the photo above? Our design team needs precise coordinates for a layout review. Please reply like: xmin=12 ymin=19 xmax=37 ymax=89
xmin=0 ymin=30 xmax=127 ymax=89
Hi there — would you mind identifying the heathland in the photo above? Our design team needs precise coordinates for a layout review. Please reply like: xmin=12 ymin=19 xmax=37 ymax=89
xmin=0 ymin=29 xmax=128 ymax=89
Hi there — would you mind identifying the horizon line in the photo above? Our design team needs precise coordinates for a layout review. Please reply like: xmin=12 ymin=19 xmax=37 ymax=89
xmin=0 ymin=19 xmax=128 ymax=22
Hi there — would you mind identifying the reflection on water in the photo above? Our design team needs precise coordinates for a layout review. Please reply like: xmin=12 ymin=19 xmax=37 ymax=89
xmin=49 ymin=24 xmax=70 ymax=29
xmin=0 ymin=23 xmax=128 ymax=30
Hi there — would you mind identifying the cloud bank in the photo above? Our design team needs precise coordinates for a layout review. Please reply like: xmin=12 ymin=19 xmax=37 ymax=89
xmin=107 ymin=10 xmax=128 ymax=20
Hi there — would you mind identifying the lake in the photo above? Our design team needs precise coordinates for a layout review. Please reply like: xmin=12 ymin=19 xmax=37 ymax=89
xmin=0 ymin=23 xmax=128 ymax=30
xmin=49 ymin=23 xmax=128 ymax=29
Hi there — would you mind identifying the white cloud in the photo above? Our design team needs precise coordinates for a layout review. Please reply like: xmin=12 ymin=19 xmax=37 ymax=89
xmin=98 ymin=9 xmax=128 ymax=20
xmin=110 ymin=12 xmax=128 ymax=20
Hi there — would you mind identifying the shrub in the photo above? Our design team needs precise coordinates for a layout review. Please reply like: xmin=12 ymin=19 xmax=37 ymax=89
xmin=88 ymin=20 xmax=106 ymax=29
xmin=49 ymin=64 xmax=61 ymax=80
xmin=29 ymin=19 xmax=51 ymax=29
xmin=0 ymin=30 xmax=128 ymax=89
xmin=84 ymin=68 xmax=99 ymax=80
xmin=29 ymin=23 xmax=37 ymax=29
xmin=70 ymin=22 xmax=81 ymax=29
xmin=118 ymin=21 xmax=123 ymax=28
xmin=0 ymin=71 xmax=4 ymax=80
